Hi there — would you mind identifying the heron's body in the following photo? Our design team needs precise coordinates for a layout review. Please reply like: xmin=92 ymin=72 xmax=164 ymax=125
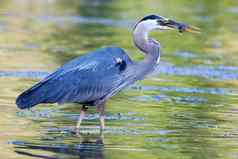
xmin=16 ymin=14 xmax=198 ymax=131
xmin=16 ymin=46 xmax=159 ymax=109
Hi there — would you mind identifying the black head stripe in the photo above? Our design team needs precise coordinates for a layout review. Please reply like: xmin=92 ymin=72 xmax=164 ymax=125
xmin=134 ymin=14 xmax=164 ymax=29
xmin=139 ymin=15 xmax=163 ymax=22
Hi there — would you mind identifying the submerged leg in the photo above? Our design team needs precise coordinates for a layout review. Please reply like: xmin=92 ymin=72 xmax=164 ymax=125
xmin=76 ymin=105 xmax=88 ymax=130
xmin=96 ymin=102 xmax=105 ymax=131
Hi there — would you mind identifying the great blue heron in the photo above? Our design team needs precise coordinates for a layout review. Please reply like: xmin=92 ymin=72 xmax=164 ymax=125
xmin=16 ymin=14 xmax=199 ymax=131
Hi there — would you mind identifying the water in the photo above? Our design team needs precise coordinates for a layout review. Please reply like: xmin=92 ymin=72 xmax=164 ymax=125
xmin=0 ymin=0 xmax=238 ymax=159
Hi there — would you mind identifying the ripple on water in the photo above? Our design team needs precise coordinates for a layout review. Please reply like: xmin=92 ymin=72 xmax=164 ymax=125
xmin=0 ymin=71 xmax=49 ymax=78
xmin=16 ymin=108 xmax=59 ymax=119
xmin=169 ymin=96 xmax=208 ymax=104
xmin=1 ymin=62 xmax=238 ymax=80
xmin=35 ymin=15 xmax=133 ymax=28
xmin=227 ymin=7 xmax=238 ymax=13
xmin=23 ymin=43 xmax=40 ymax=50
xmin=63 ymin=112 xmax=145 ymax=121
xmin=0 ymin=21 xmax=8 ymax=32
xmin=131 ymin=85 xmax=238 ymax=96
xmin=45 ymin=127 xmax=176 ymax=136
xmin=174 ymin=51 xmax=198 ymax=58
xmin=17 ymin=109 xmax=145 ymax=122
xmin=145 ymin=137 xmax=171 ymax=143
xmin=130 ymin=94 xmax=208 ymax=104
xmin=2 ymin=13 xmax=134 ymax=28
xmin=155 ymin=63 xmax=238 ymax=80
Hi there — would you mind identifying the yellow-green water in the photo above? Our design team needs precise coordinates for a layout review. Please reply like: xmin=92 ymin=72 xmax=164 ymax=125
xmin=0 ymin=0 xmax=238 ymax=159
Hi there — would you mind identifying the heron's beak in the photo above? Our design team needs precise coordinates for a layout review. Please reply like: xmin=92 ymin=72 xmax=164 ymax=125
xmin=165 ymin=19 xmax=201 ymax=34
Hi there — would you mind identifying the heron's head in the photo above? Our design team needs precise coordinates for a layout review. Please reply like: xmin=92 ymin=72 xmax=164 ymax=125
xmin=134 ymin=14 xmax=200 ymax=34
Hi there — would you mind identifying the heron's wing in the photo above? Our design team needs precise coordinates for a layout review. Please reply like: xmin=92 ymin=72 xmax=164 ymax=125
xmin=16 ymin=47 xmax=133 ymax=108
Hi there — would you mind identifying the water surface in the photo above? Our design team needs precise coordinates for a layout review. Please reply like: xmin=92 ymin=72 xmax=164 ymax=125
xmin=0 ymin=0 xmax=238 ymax=159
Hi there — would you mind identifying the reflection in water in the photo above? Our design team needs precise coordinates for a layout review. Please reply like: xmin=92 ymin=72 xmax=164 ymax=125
xmin=4 ymin=14 xmax=132 ymax=28
xmin=12 ymin=133 xmax=104 ymax=159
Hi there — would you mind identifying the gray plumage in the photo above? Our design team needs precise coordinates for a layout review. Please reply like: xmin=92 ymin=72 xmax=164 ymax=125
xmin=17 ymin=48 xmax=129 ymax=108
xmin=16 ymin=44 xmax=158 ymax=109
xmin=16 ymin=14 xmax=194 ymax=110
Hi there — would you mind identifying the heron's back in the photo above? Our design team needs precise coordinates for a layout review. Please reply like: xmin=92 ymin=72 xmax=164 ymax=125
xmin=16 ymin=47 xmax=134 ymax=109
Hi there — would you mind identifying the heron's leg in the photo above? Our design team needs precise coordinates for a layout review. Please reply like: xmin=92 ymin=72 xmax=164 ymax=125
xmin=76 ymin=105 xmax=88 ymax=130
xmin=96 ymin=102 xmax=105 ymax=131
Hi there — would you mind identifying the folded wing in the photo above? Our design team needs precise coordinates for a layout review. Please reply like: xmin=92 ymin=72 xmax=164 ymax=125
xmin=16 ymin=47 xmax=133 ymax=109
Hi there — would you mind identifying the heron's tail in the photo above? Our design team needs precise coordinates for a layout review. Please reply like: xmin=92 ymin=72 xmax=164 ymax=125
xmin=16 ymin=83 xmax=44 ymax=109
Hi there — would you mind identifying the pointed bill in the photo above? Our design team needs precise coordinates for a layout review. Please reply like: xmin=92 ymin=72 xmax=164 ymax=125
xmin=181 ymin=25 xmax=201 ymax=34
xmin=160 ymin=19 xmax=201 ymax=34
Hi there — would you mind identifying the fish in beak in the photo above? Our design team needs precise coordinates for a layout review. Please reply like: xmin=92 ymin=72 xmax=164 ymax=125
xmin=159 ymin=18 xmax=201 ymax=34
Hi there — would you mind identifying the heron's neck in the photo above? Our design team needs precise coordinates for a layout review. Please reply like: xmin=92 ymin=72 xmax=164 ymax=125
xmin=133 ymin=28 xmax=160 ymax=65
xmin=132 ymin=28 xmax=160 ymax=79
xmin=133 ymin=28 xmax=149 ymax=53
